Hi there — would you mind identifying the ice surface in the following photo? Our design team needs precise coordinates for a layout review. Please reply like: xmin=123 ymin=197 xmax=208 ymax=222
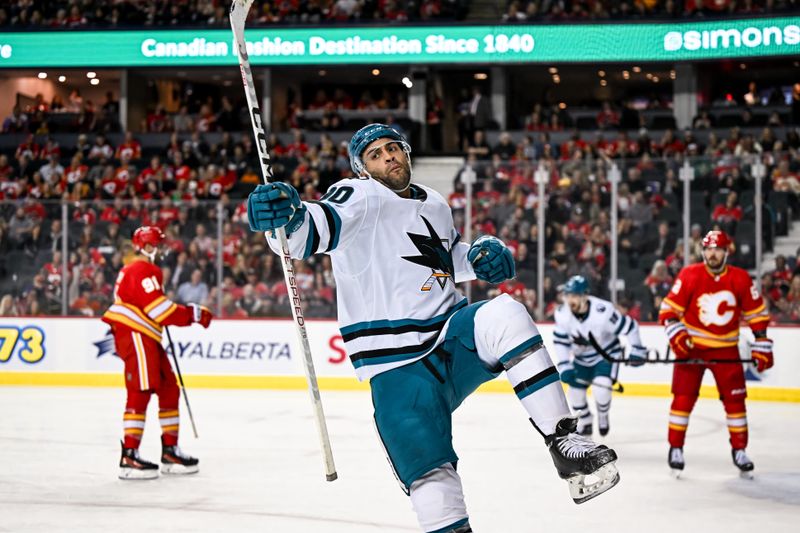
xmin=0 ymin=387 xmax=797 ymax=532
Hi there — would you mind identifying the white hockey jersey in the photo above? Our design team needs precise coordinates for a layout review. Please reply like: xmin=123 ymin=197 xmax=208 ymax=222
xmin=265 ymin=177 xmax=475 ymax=381
xmin=553 ymin=296 xmax=643 ymax=367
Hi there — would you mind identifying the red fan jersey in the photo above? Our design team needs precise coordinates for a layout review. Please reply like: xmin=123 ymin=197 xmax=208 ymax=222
xmin=102 ymin=259 xmax=194 ymax=343
xmin=659 ymin=263 xmax=769 ymax=349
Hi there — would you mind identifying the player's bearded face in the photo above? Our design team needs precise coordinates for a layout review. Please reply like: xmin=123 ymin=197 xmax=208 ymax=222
xmin=362 ymin=140 xmax=411 ymax=191
xmin=703 ymin=247 xmax=726 ymax=271
xmin=566 ymin=294 xmax=588 ymax=314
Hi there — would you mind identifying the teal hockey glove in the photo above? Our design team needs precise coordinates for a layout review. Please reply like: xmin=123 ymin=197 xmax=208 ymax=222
xmin=468 ymin=235 xmax=515 ymax=284
xmin=558 ymin=361 xmax=577 ymax=386
xmin=628 ymin=344 xmax=647 ymax=367
xmin=247 ymin=182 xmax=306 ymax=236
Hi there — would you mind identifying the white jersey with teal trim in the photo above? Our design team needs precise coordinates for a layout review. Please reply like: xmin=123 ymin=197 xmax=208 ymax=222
xmin=265 ymin=177 xmax=476 ymax=381
xmin=553 ymin=296 xmax=643 ymax=367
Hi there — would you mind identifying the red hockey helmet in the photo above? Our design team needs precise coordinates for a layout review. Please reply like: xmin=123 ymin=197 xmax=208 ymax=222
xmin=701 ymin=230 xmax=732 ymax=250
xmin=132 ymin=226 xmax=165 ymax=252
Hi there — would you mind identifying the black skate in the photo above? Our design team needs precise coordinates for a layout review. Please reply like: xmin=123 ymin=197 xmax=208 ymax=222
xmin=119 ymin=442 xmax=159 ymax=480
xmin=598 ymin=411 xmax=610 ymax=437
xmin=668 ymin=447 xmax=684 ymax=479
xmin=576 ymin=408 xmax=593 ymax=436
xmin=546 ymin=417 xmax=620 ymax=504
xmin=161 ymin=442 xmax=199 ymax=475
xmin=732 ymin=449 xmax=754 ymax=480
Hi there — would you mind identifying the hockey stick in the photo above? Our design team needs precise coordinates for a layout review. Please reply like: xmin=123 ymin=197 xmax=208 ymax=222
xmin=575 ymin=378 xmax=624 ymax=393
xmin=165 ymin=326 xmax=198 ymax=439
xmin=230 ymin=0 xmax=337 ymax=482
xmin=588 ymin=333 xmax=754 ymax=365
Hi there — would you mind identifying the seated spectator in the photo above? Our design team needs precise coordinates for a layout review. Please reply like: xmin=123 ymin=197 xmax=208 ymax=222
xmin=503 ymin=0 xmax=528 ymax=22
xmin=177 ymin=268 xmax=209 ymax=305
xmin=692 ymin=109 xmax=714 ymax=129
xmin=645 ymin=260 xmax=673 ymax=298
xmin=711 ymin=191 xmax=742 ymax=235
xmin=0 ymin=294 xmax=18 ymax=316
xmin=8 ymin=207 xmax=37 ymax=250
xmin=596 ymin=102 xmax=619 ymax=129
xmin=665 ymin=240 xmax=685 ymax=276
xmin=116 ymin=131 xmax=142 ymax=160
xmin=467 ymin=129 xmax=491 ymax=159
xmin=67 ymin=89 xmax=83 ymax=113
xmin=3 ymin=106 xmax=29 ymax=133
xmin=742 ymin=81 xmax=759 ymax=106
xmin=771 ymin=255 xmax=793 ymax=291
xmin=88 ymin=135 xmax=113 ymax=161
xmin=493 ymin=132 xmax=517 ymax=161
xmin=146 ymin=104 xmax=171 ymax=132
xmin=772 ymin=160 xmax=800 ymax=194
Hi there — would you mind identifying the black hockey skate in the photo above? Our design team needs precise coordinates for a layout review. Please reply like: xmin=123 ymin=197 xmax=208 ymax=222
xmin=576 ymin=408 xmax=593 ymax=436
xmin=546 ymin=417 xmax=620 ymax=504
xmin=668 ymin=447 xmax=684 ymax=479
xmin=161 ymin=440 xmax=199 ymax=475
xmin=598 ymin=411 xmax=610 ymax=437
xmin=119 ymin=442 xmax=159 ymax=480
xmin=732 ymin=449 xmax=754 ymax=480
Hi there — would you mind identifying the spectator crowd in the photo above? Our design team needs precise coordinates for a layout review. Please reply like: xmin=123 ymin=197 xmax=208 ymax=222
xmin=449 ymin=119 xmax=800 ymax=323
xmin=502 ymin=0 xmax=800 ymax=22
xmin=0 ymin=0 xmax=468 ymax=28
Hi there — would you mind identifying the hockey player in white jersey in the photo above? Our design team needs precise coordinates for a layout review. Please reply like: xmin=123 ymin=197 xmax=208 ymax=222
xmin=554 ymin=275 xmax=647 ymax=437
xmin=247 ymin=124 xmax=619 ymax=532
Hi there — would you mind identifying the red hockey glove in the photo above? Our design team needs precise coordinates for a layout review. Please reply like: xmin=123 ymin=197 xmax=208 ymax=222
xmin=190 ymin=303 xmax=213 ymax=328
xmin=665 ymin=321 xmax=693 ymax=360
xmin=750 ymin=337 xmax=774 ymax=373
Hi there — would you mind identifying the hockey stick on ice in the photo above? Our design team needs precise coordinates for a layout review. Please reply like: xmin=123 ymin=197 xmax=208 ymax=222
xmin=575 ymin=378 xmax=624 ymax=393
xmin=165 ymin=326 xmax=199 ymax=439
xmin=230 ymin=0 xmax=337 ymax=482
xmin=588 ymin=333 xmax=754 ymax=365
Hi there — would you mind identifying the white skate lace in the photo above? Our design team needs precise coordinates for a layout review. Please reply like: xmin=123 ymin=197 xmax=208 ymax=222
xmin=556 ymin=433 xmax=597 ymax=459
xmin=670 ymin=448 xmax=684 ymax=464
xmin=171 ymin=446 xmax=188 ymax=459
xmin=733 ymin=449 xmax=751 ymax=466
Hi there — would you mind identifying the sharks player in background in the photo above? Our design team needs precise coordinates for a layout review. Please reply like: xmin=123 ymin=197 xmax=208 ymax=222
xmin=247 ymin=124 xmax=620 ymax=532
xmin=554 ymin=276 xmax=647 ymax=436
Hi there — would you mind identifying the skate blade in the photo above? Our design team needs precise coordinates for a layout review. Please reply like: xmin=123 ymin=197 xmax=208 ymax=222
xmin=161 ymin=463 xmax=199 ymax=475
xmin=670 ymin=468 xmax=683 ymax=480
xmin=119 ymin=467 xmax=159 ymax=480
xmin=739 ymin=470 xmax=754 ymax=480
xmin=569 ymin=462 xmax=620 ymax=504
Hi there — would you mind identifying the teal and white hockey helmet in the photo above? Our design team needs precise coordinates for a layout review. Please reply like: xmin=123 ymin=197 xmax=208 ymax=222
xmin=348 ymin=123 xmax=411 ymax=176
xmin=562 ymin=275 xmax=590 ymax=295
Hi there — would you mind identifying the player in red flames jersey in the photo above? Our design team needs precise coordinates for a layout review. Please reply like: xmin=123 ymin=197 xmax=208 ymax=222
xmin=102 ymin=226 xmax=213 ymax=480
xmin=658 ymin=230 xmax=773 ymax=478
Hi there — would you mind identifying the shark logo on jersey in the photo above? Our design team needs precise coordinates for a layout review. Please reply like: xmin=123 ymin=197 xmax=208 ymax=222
xmin=401 ymin=215 xmax=454 ymax=291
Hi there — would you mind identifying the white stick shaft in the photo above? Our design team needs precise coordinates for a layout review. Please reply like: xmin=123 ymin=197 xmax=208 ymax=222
xmin=230 ymin=0 xmax=336 ymax=481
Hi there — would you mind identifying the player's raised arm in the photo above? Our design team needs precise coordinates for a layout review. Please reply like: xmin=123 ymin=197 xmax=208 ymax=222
xmin=449 ymin=229 xmax=477 ymax=283
xmin=248 ymin=180 xmax=369 ymax=260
